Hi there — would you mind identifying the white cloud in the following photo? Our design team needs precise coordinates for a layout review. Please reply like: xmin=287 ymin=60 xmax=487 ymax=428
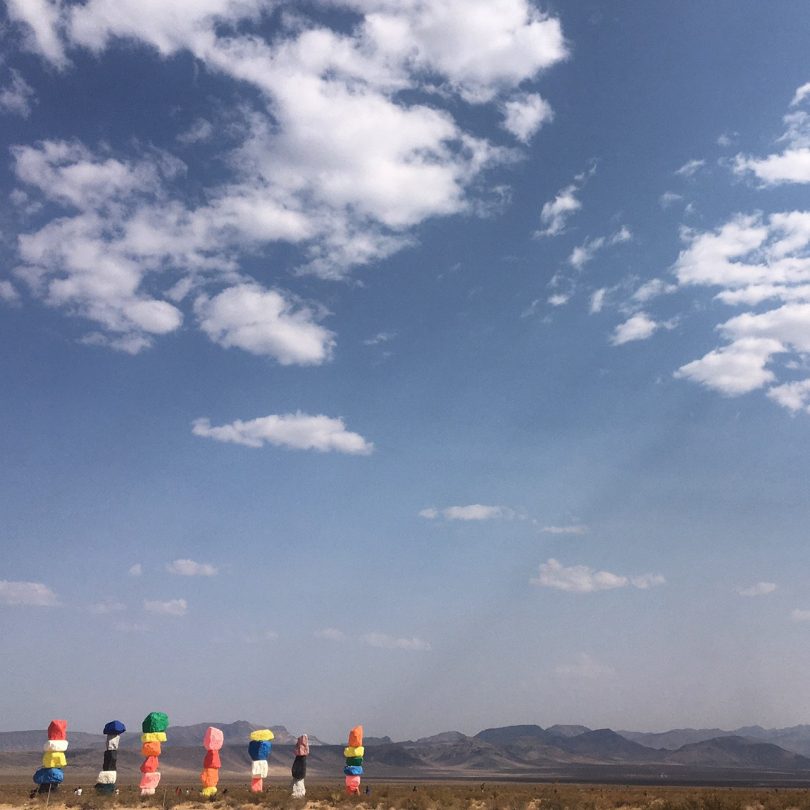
xmin=632 ymin=278 xmax=677 ymax=303
xmin=5 ymin=0 xmax=68 ymax=66
xmin=537 ymin=184 xmax=581 ymax=238
xmin=0 ymin=70 xmax=36 ymax=117
xmin=675 ymin=158 xmax=705 ymax=177
xmin=555 ymin=652 xmax=615 ymax=679
xmin=192 ymin=412 xmax=373 ymax=455
xmin=675 ymin=338 xmax=782 ymax=395
xmin=0 ymin=579 xmax=59 ymax=606
xmin=7 ymin=1 xmax=569 ymax=352
xmin=791 ymin=82 xmax=810 ymax=107
xmin=362 ymin=632 xmax=431 ymax=651
xmin=541 ymin=525 xmax=588 ymax=535
xmin=768 ymin=378 xmax=810 ymax=413
xmin=569 ymin=227 xmax=631 ymax=270
xmin=419 ymin=504 xmax=510 ymax=521
xmin=144 ymin=598 xmax=187 ymax=616
xmin=659 ymin=191 xmax=683 ymax=209
xmin=548 ymin=293 xmax=569 ymax=307
xmin=0 ymin=281 xmax=21 ymax=304
xmin=128 ymin=563 xmax=143 ymax=576
xmin=666 ymin=212 xmax=810 ymax=403
xmin=315 ymin=627 xmax=346 ymax=642
xmin=610 ymin=312 xmax=659 ymax=345
xmin=501 ymin=93 xmax=553 ymax=143
xmin=734 ymin=88 xmax=810 ymax=185
xmin=530 ymin=558 xmax=664 ymax=593
xmin=589 ymin=288 xmax=606 ymax=314
xmin=630 ymin=573 xmax=666 ymax=590
xmin=738 ymin=582 xmax=777 ymax=597
xmin=791 ymin=609 xmax=810 ymax=622
xmin=195 ymin=284 xmax=334 ymax=365
xmin=364 ymin=331 xmax=396 ymax=346
xmin=166 ymin=558 xmax=218 ymax=577
xmin=177 ymin=117 xmax=214 ymax=145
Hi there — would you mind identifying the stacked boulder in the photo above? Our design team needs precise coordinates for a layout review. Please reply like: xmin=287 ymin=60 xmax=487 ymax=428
xmin=343 ymin=725 xmax=364 ymax=795
xmin=248 ymin=729 xmax=273 ymax=792
xmin=34 ymin=720 xmax=68 ymax=793
xmin=139 ymin=711 xmax=169 ymax=796
xmin=291 ymin=734 xmax=309 ymax=798
xmin=200 ymin=726 xmax=223 ymax=798
xmin=95 ymin=720 xmax=126 ymax=794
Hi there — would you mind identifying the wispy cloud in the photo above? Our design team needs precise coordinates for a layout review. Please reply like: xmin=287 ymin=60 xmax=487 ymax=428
xmin=791 ymin=608 xmax=810 ymax=622
xmin=535 ymin=164 xmax=596 ymax=238
xmin=144 ymin=598 xmax=187 ymax=616
xmin=166 ymin=558 xmax=218 ymax=577
xmin=738 ymin=582 xmax=777 ymax=597
xmin=193 ymin=412 xmax=373 ymax=455
xmin=362 ymin=632 xmax=431 ymax=651
xmin=531 ymin=559 xmax=665 ymax=593
xmin=0 ymin=579 xmax=59 ymax=606
xmin=128 ymin=563 xmax=143 ymax=577
xmin=363 ymin=331 xmax=396 ymax=346
xmin=315 ymin=627 xmax=346 ymax=642
xmin=541 ymin=524 xmax=588 ymax=535
xmin=568 ymin=226 xmax=631 ymax=270
xmin=0 ymin=69 xmax=35 ymax=118
xmin=675 ymin=158 xmax=705 ymax=177
xmin=420 ymin=504 xmax=512 ymax=521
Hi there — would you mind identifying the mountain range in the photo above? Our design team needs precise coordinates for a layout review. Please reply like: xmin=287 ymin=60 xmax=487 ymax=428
xmin=4 ymin=722 xmax=810 ymax=784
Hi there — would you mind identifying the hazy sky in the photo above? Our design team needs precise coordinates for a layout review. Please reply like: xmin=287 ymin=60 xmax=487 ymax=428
xmin=2 ymin=0 xmax=810 ymax=742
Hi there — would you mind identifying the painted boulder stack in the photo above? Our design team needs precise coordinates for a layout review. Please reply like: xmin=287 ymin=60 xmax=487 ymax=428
xmin=139 ymin=711 xmax=169 ymax=796
xmin=95 ymin=720 xmax=125 ymax=794
xmin=200 ymin=726 xmax=223 ymax=798
xmin=343 ymin=725 xmax=364 ymax=795
xmin=33 ymin=720 xmax=68 ymax=793
xmin=291 ymin=734 xmax=309 ymax=798
xmin=248 ymin=729 xmax=273 ymax=792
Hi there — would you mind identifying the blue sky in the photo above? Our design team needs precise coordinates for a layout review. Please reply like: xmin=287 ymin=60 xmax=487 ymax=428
xmin=2 ymin=1 xmax=810 ymax=742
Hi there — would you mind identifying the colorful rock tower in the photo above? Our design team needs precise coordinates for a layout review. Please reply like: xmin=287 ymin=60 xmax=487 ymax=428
xmin=200 ymin=726 xmax=223 ymax=797
xmin=343 ymin=725 xmax=364 ymax=795
xmin=33 ymin=720 xmax=67 ymax=793
xmin=291 ymin=733 xmax=309 ymax=798
xmin=139 ymin=711 xmax=169 ymax=796
xmin=95 ymin=720 xmax=125 ymax=794
xmin=248 ymin=728 xmax=274 ymax=792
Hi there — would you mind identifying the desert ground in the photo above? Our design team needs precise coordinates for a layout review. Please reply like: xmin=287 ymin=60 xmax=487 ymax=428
xmin=4 ymin=781 xmax=810 ymax=810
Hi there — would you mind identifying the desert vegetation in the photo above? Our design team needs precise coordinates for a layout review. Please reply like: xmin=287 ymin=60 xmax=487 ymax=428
xmin=5 ymin=782 xmax=810 ymax=810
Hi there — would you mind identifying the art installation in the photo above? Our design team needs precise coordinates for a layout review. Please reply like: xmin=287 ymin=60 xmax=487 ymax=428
xmin=139 ymin=711 xmax=169 ymax=796
xmin=343 ymin=725 xmax=364 ymax=795
xmin=95 ymin=720 xmax=125 ymax=794
xmin=291 ymin=733 xmax=309 ymax=798
xmin=248 ymin=728 xmax=274 ymax=792
xmin=200 ymin=726 xmax=223 ymax=798
xmin=33 ymin=720 xmax=68 ymax=793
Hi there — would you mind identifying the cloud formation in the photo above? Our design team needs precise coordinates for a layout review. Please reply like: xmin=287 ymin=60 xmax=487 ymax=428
xmin=144 ymin=598 xmax=188 ymax=616
xmin=192 ymin=412 xmax=374 ymax=454
xmin=0 ymin=579 xmax=59 ymax=606
xmin=738 ymin=582 xmax=777 ymax=597
xmin=669 ymin=212 xmax=810 ymax=402
xmin=362 ymin=632 xmax=431 ymax=651
xmin=734 ymin=84 xmax=810 ymax=185
xmin=531 ymin=558 xmax=665 ymax=593
xmin=419 ymin=504 xmax=511 ymax=521
xmin=0 ymin=69 xmax=36 ymax=117
xmin=166 ymin=559 xmax=218 ymax=577
xmin=6 ymin=0 xmax=568 ymax=352
xmin=555 ymin=652 xmax=615 ymax=679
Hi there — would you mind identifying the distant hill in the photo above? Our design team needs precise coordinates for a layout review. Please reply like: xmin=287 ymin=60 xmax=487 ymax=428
xmin=5 ymin=720 xmax=810 ymax=783
xmin=0 ymin=722 xmax=323 ymax=753
xmin=474 ymin=725 xmax=552 ymax=746
xmin=663 ymin=736 xmax=810 ymax=770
